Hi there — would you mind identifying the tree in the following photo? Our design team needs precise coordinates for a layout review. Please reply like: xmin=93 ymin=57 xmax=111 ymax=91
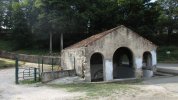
xmin=1 ymin=0 xmax=164 ymax=51
xmin=11 ymin=0 xmax=33 ymax=49
xmin=3 ymin=0 xmax=13 ymax=30
xmin=35 ymin=0 xmax=90 ymax=53
xmin=68 ymin=0 xmax=119 ymax=34
xmin=157 ymin=0 xmax=178 ymax=45
xmin=117 ymin=0 xmax=160 ymax=35
xmin=34 ymin=0 xmax=64 ymax=53
xmin=0 ymin=0 xmax=9 ymax=31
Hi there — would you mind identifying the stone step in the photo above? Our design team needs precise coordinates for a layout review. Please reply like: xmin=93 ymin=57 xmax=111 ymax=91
xmin=154 ymin=72 xmax=174 ymax=77
xmin=157 ymin=67 xmax=178 ymax=75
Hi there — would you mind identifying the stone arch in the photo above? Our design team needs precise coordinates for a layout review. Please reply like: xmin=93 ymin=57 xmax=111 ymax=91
xmin=113 ymin=47 xmax=135 ymax=79
xmin=142 ymin=51 xmax=152 ymax=67
xmin=142 ymin=51 xmax=153 ymax=78
xmin=90 ymin=52 xmax=104 ymax=82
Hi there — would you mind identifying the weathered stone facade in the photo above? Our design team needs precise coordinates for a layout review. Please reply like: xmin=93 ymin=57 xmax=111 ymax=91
xmin=61 ymin=25 xmax=157 ymax=82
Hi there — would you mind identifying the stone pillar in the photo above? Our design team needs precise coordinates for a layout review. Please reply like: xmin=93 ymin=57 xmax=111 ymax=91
xmin=104 ymin=59 xmax=113 ymax=81
xmin=84 ymin=63 xmax=91 ymax=82
xmin=151 ymin=50 xmax=157 ymax=72
xmin=135 ymin=68 xmax=143 ymax=78
xmin=134 ymin=57 xmax=143 ymax=78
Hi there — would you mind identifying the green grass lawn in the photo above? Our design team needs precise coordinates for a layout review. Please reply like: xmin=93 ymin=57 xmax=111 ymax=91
xmin=48 ymin=83 xmax=133 ymax=99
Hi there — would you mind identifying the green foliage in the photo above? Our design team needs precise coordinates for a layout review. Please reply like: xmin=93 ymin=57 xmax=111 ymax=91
xmin=0 ymin=0 xmax=10 ymax=30
xmin=0 ymin=39 xmax=56 ymax=55
xmin=0 ymin=0 xmax=177 ymax=52
xmin=10 ymin=0 xmax=35 ymax=49
xmin=0 ymin=39 xmax=14 ymax=51
xmin=157 ymin=46 xmax=178 ymax=63
xmin=117 ymin=0 xmax=160 ymax=35
xmin=157 ymin=0 xmax=178 ymax=45
xmin=11 ymin=11 xmax=32 ymax=49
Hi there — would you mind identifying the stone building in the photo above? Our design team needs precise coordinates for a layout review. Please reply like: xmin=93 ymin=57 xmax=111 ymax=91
xmin=61 ymin=25 xmax=157 ymax=82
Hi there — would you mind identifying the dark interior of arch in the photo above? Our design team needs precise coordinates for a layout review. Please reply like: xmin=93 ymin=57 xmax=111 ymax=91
xmin=143 ymin=52 xmax=152 ymax=68
xmin=113 ymin=47 xmax=135 ymax=79
xmin=90 ymin=53 xmax=103 ymax=82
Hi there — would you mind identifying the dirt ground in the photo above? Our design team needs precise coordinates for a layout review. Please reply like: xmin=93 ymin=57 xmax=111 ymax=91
xmin=0 ymin=68 xmax=84 ymax=100
xmin=1 ymin=68 xmax=178 ymax=100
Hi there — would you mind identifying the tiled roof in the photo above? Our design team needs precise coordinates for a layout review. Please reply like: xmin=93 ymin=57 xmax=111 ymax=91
xmin=65 ymin=25 xmax=157 ymax=49
xmin=65 ymin=26 xmax=122 ymax=49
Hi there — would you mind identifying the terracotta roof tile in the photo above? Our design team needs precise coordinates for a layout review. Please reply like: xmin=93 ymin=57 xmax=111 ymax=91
xmin=65 ymin=25 xmax=157 ymax=50
xmin=65 ymin=26 xmax=122 ymax=49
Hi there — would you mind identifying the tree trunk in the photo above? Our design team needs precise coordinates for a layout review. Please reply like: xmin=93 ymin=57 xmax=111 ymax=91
xmin=60 ymin=33 xmax=63 ymax=53
xmin=49 ymin=32 xmax=53 ymax=54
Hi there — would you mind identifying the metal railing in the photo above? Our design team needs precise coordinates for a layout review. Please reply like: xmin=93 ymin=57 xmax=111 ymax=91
xmin=18 ymin=67 xmax=40 ymax=81
xmin=15 ymin=57 xmax=40 ymax=84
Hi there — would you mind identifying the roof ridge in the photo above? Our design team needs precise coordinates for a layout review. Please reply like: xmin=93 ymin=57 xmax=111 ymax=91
xmin=64 ymin=25 xmax=157 ymax=50
xmin=65 ymin=25 xmax=122 ymax=49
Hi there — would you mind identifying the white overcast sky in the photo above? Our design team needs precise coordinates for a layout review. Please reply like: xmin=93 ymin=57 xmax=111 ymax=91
xmin=151 ymin=0 xmax=157 ymax=2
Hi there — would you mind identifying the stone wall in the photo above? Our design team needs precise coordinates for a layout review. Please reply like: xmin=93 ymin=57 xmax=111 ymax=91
xmin=61 ymin=47 xmax=86 ymax=76
xmin=62 ymin=26 xmax=157 ymax=82
xmin=83 ymin=26 xmax=157 ymax=81
xmin=41 ymin=70 xmax=76 ymax=82
xmin=0 ymin=50 xmax=61 ymax=64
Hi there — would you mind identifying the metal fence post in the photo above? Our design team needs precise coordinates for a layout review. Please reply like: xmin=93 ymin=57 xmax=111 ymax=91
xmin=38 ymin=57 xmax=41 ymax=79
xmin=34 ymin=68 xmax=37 ymax=81
xmin=15 ymin=57 xmax=19 ymax=84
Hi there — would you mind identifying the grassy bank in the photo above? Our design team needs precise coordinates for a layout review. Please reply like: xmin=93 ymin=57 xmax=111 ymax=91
xmin=0 ymin=39 xmax=59 ymax=55
xmin=157 ymin=46 xmax=178 ymax=63
xmin=0 ymin=58 xmax=15 ymax=69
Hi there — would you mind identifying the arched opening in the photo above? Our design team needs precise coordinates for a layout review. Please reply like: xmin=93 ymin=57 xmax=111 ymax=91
xmin=90 ymin=53 xmax=104 ymax=82
xmin=113 ymin=47 xmax=135 ymax=79
xmin=143 ymin=52 xmax=152 ymax=68
xmin=142 ymin=52 xmax=153 ymax=78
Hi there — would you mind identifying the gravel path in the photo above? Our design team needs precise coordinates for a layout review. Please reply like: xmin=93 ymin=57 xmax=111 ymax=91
xmin=0 ymin=68 xmax=84 ymax=100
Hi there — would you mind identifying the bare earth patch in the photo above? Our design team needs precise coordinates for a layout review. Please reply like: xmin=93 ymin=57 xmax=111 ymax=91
xmin=101 ymin=77 xmax=178 ymax=100
xmin=1 ymin=68 xmax=178 ymax=100
xmin=0 ymin=68 xmax=84 ymax=100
